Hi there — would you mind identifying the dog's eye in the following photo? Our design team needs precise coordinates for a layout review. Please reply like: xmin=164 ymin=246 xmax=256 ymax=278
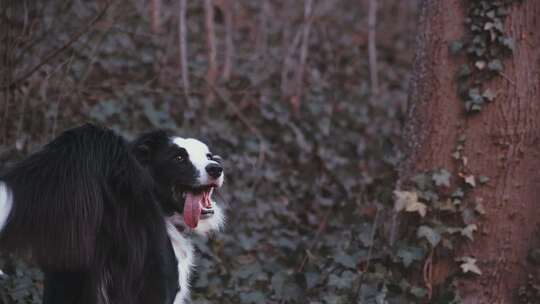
xmin=213 ymin=155 xmax=223 ymax=163
xmin=175 ymin=155 xmax=184 ymax=162
xmin=206 ymin=153 xmax=213 ymax=160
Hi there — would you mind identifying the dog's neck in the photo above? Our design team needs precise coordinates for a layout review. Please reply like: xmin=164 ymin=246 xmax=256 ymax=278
xmin=165 ymin=220 xmax=194 ymax=304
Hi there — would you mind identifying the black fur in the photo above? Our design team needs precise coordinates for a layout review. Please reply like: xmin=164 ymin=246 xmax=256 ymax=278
xmin=0 ymin=124 xmax=183 ymax=304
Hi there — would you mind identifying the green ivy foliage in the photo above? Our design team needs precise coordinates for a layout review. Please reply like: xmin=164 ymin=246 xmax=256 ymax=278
xmin=0 ymin=257 xmax=43 ymax=304
xmin=1 ymin=0 xmax=494 ymax=303
xmin=452 ymin=0 xmax=522 ymax=112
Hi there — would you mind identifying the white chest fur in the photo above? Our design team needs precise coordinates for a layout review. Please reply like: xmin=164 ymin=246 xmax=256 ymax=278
xmin=166 ymin=221 xmax=194 ymax=304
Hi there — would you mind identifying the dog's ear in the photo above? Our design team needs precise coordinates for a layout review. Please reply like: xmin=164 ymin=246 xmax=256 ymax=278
xmin=131 ymin=130 xmax=169 ymax=165
xmin=133 ymin=144 xmax=150 ymax=164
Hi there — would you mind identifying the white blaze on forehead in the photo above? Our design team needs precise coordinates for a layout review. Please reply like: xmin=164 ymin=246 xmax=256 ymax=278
xmin=172 ymin=137 xmax=219 ymax=184
xmin=172 ymin=137 xmax=211 ymax=158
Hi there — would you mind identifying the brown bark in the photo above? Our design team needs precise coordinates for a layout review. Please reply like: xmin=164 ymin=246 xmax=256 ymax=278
xmin=403 ymin=0 xmax=540 ymax=303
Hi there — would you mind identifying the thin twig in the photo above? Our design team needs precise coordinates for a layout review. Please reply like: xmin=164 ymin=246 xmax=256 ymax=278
xmin=296 ymin=141 xmax=351 ymax=275
xmin=364 ymin=205 xmax=380 ymax=273
xmin=95 ymin=26 xmax=166 ymax=39
xmin=206 ymin=83 xmax=264 ymax=140
xmin=178 ymin=0 xmax=190 ymax=95
xmin=297 ymin=213 xmax=330 ymax=273
xmin=150 ymin=0 xmax=162 ymax=34
xmin=78 ymin=6 xmax=116 ymax=90
xmin=293 ymin=0 xmax=314 ymax=102
xmin=1 ymin=1 xmax=111 ymax=91
xmin=281 ymin=27 xmax=303 ymax=97
xmin=368 ymin=0 xmax=379 ymax=95
xmin=51 ymin=55 xmax=76 ymax=139
xmin=204 ymin=0 xmax=218 ymax=105
xmin=15 ymin=87 xmax=29 ymax=145
xmin=11 ymin=3 xmax=59 ymax=68
xmin=2 ymin=1 xmax=15 ymax=145
xmin=205 ymin=82 xmax=267 ymax=163
xmin=253 ymin=1 xmax=270 ymax=61
xmin=354 ymin=204 xmax=381 ymax=301
xmin=222 ymin=0 xmax=234 ymax=81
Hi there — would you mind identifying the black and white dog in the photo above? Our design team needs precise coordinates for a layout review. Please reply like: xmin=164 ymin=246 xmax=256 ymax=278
xmin=0 ymin=123 xmax=224 ymax=304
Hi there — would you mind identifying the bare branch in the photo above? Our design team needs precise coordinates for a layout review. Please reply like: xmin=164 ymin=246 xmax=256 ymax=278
xmin=281 ymin=26 xmax=303 ymax=98
xmin=206 ymin=83 xmax=264 ymax=142
xmin=150 ymin=0 xmax=162 ymax=34
xmin=51 ymin=55 xmax=76 ymax=140
xmin=204 ymin=0 xmax=218 ymax=105
xmin=368 ymin=0 xmax=379 ymax=95
xmin=1 ymin=1 xmax=111 ymax=92
xmin=205 ymin=81 xmax=267 ymax=164
xmin=254 ymin=1 xmax=270 ymax=60
xmin=1 ymin=1 xmax=12 ymax=144
xmin=79 ymin=5 xmax=117 ymax=90
xmin=178 ymin=0 xmax=190 ymax=94
xmin=292 ymin=0 xmax=314 ymax=110
xmin=222 ymin=0 xmax=234 ymax=81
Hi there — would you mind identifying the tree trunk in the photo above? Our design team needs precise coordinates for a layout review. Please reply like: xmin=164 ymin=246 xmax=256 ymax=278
xmin=402 ymin=0 xmax=540 ymax=303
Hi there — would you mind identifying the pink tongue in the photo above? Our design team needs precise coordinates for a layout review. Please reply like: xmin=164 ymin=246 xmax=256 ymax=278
xmin=183 ymin=192 xmax=203 ymax=229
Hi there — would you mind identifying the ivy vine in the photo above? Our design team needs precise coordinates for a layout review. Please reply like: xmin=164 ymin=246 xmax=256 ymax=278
xmin=451 ymin=0 xmax=522 ymax=113
xmin=393 ymin=129 xmax=491 ymax=302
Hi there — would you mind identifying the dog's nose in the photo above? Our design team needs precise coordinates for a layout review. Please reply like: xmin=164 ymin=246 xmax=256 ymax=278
xmin=206 ymin=163 xmax=223 ymax=179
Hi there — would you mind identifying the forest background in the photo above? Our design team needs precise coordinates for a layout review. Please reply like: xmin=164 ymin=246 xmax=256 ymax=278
xmin=1 ymin=0 xmax=468 ymax=303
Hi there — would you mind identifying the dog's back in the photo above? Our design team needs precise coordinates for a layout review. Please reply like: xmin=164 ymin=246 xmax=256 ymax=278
xmin=0 ymin=124 xmax=177 ymax=304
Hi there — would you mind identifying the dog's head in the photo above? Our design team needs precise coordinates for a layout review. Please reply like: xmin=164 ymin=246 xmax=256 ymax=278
xmin=132 ymin=130 xmax=224 ymax=235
